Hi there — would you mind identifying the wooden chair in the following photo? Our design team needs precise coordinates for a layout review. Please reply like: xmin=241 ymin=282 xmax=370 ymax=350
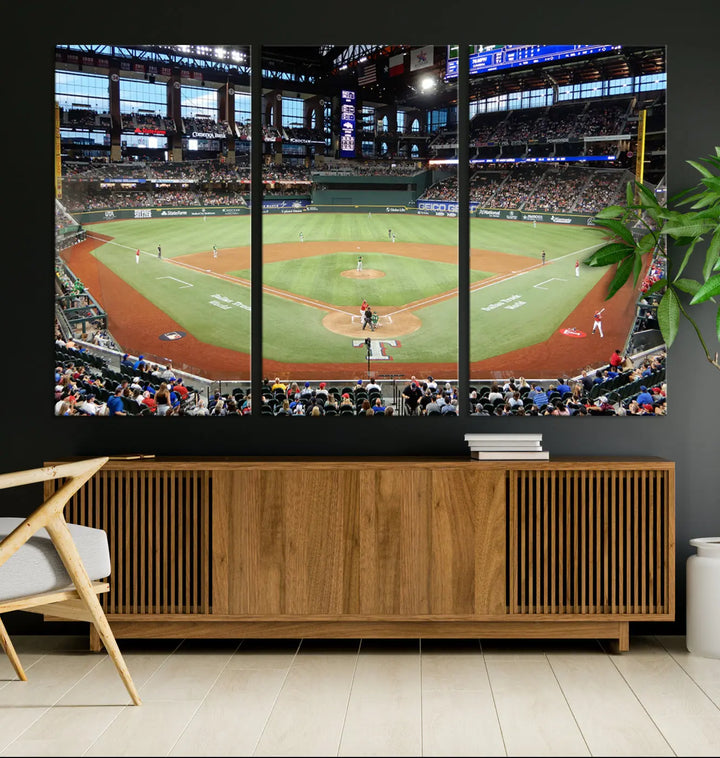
xmin=0 ymin=457 xmax=141 ymax=705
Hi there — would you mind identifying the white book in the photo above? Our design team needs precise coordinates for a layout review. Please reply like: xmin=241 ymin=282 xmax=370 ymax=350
xmin=464 ymin=433 xmax=542 ymax=441
xmin=468 ymin=442 xmax=542 ymax=452
xmin=471 ymin=450 xmax=550 ymax=460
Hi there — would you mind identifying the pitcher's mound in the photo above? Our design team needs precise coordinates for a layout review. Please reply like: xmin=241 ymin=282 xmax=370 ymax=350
xmin=341 ymin=269 xmax=385 ymax=279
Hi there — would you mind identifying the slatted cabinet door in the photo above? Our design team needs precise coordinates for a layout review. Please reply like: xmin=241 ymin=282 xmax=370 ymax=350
xmin=507 ymin=466 xmax=673 ymax=618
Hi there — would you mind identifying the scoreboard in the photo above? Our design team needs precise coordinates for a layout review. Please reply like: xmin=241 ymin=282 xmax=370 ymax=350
xmin=339 ymin=89 xmax=356 ymax=159
xmin=446 ymin=45 xmax=621 ymax=78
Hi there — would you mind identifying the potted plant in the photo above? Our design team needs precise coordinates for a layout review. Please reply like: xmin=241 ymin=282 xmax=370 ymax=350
xmin=585 ymin=149 xmax=720 ymax=657
xmin=585 ymin=146 xmax=720 ymax=372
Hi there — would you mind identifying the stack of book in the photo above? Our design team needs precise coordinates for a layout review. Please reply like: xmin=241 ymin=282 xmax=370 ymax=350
xmin=464 ymin=433 xmax=548 ymax=460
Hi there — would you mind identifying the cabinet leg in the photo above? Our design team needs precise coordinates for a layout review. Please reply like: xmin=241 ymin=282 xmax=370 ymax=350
xmin=607 ymin=622 xmax=630 ymax=654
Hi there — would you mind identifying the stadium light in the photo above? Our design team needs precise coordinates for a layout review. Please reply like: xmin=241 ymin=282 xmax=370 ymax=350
xmin=420 ymin=76 xmax=436 ymax=92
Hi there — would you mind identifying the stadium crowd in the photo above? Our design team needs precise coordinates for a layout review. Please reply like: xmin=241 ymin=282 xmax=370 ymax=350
xmin=418 ymin=165 xmax=627 ymax=214
xmin=53 ymin=329 xmax=667 ymax=419
xmin=466 ymin=99 xmax=630 ymax=149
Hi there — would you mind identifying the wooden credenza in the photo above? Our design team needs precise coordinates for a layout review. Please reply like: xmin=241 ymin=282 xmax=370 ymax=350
xmin=44 ymin=457 xmax=675 ymax=651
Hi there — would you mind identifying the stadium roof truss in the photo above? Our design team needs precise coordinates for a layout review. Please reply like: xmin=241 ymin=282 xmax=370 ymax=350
xmin=57 ymin=44 xmax=252 ymax=76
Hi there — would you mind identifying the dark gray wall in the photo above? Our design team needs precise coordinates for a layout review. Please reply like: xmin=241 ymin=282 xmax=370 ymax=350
xmin=3 ymin=3 xmax=719 ymax=636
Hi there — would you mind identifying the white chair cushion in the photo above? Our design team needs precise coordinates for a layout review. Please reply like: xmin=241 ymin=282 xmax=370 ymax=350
xmin=0 ymin=517 xmax=111 ymax=602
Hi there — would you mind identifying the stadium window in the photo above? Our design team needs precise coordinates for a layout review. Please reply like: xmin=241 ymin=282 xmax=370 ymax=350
xmin=580 ymin=82 xmax=603 ymax=99
xmin=557 ymin=83 xmax=582 ymax=102
xmin=119 ymin=78 xmax=166 ymax=116
xmin=361 ymin=106 xmax=375 ymax=133
xmin=234 ymin=91 xmax=251 ymax=124
xmin=507 ymin=92 xmax=522 ymax=111
xmin=428 ymin=109 xmax=447 ymax=130
xmin=397 ymin=110 xmax=406 ymax=133
xmin=529 ymin=88 xmax=551 ymax=108
xmin=180 ymin=85 xmax=218 ymax=119
xmin=609 ymin=77 xmax=633 ymax=95
xmin=281 ymin=96 xmax=303 ymax=128
xmin=638 ymin=73 xmax=666 ymax=91
xmin=55 ymin=71 xmax=109 ymax=112
xmin=361 ymin=139 xmax=374 ymax=156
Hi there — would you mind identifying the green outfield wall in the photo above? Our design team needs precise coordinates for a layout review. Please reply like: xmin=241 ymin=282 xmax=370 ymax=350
xmin=70 ymin=202 xmax=596 ymax=225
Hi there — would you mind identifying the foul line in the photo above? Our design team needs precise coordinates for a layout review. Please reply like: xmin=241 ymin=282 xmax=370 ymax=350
xmin=158 ymin=276 xmax=193 ymax=288
xmin=83 ymin=233 xmax=604 ymax=320
xmin=387 ymin=241 xmax=605 ymax=317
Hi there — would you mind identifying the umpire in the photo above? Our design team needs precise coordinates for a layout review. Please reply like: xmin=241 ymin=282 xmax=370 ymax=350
xmin=362 ymin=306 xmax=374 ymax=330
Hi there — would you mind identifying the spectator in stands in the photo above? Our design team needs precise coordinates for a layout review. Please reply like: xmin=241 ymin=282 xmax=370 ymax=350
xmin=609 ymin=349 xmax=623 ymax=369
xmin=530 ymin=385 xmax=549 ymax=409
xmin=141 ymin=390 xmax=157 ymax=414
xmin=551 ymin=398 xmax=570 ymax=416
xmin=402 ymin=380 xmax=423 ymax=416
xmin=441 ymin=397 xmax=458 ymax=415
xmin=556 ymin=378 xmax=571 ymax=396
xmin=275 ymin=399 xmax=291 ymax=416
xmin=55 ymin=399 xmax=76 ymax=416
xmin=107 ymin=386 xmax=127 ymax=417
xmin=507 ymin=391 xmax=523 ymax=410
xmin=636 ymin=386 xmax=654 ymax=407
xmin=173 ymin=377 xmax=189 ymax=401
xmin=580 ymin=369 xmax=595 ymax=394
xmin=487 ymin=383 xmax=504 ymax=404
xmin=154 ymin=382 xmax=172 ymax=416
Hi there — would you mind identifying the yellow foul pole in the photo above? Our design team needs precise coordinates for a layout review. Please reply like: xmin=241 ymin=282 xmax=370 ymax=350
xmin=55 ymin=103 xmax=62 ymax=199
xmin=635 ymin=108 xmax=646 ymax=187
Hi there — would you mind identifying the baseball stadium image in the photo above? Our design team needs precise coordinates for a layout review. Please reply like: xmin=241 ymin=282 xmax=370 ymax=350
xmin=55 ymin=44 xmax=666 ymax=417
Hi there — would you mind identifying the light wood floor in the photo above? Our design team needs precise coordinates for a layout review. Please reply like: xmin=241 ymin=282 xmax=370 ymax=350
xmin=1 ymin=634 xmax=719 ymax=756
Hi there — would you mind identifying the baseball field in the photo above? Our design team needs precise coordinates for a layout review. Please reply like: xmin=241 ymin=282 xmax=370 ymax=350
xmin=62 ymin=211 xmax=639 ymax=381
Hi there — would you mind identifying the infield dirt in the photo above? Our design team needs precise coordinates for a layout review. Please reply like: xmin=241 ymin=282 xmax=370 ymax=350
xmin=64 ymin=235 xmax=637 ymax=381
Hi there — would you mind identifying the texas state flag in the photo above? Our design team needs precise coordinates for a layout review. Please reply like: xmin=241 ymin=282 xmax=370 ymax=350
xmin=389 ymin=53 xmax=404 ymax=77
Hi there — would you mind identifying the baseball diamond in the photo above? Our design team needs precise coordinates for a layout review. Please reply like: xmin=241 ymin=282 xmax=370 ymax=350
xmin=61 ymin=210 xmax=635 ymax=382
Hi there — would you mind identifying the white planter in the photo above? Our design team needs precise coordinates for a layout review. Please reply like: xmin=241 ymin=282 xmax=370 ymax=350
xmin=686 ymin=537 xmax=720 ymax=658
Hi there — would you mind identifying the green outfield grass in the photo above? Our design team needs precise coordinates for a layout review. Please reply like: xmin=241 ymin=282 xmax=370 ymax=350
xmin=246 ymin=252 xmax=488 ymax=307
xmin=83 ymin=212 xmax=610 ymax=370
xmin=467 ymin=255 xmax=608 ymax=362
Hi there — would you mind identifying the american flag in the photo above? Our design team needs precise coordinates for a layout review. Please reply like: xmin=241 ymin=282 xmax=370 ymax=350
xmin=358 ymin=62 xmax=376 ymax=86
